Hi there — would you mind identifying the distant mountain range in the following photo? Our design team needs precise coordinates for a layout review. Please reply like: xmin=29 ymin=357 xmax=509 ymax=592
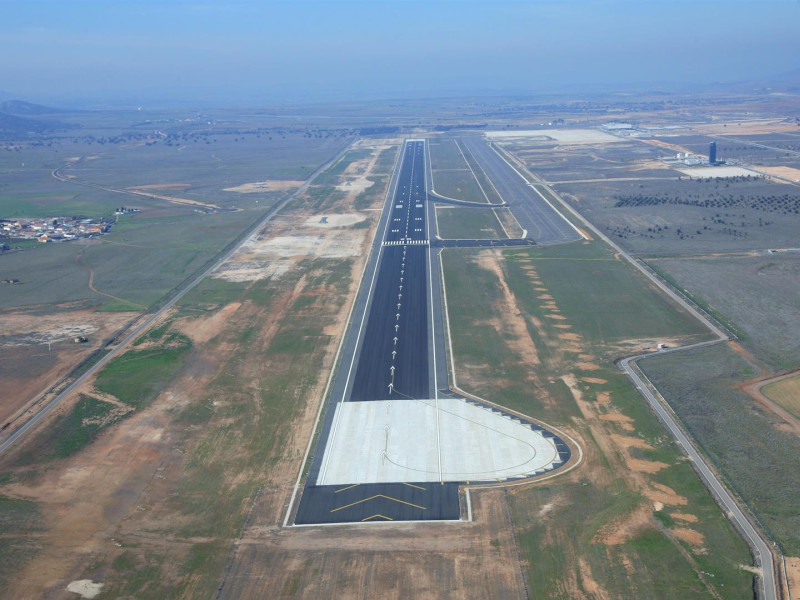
xmin=0 ymin=99 xmax=75 ymax=115
xmin=0 ymin=101 xmax=75 ymax=138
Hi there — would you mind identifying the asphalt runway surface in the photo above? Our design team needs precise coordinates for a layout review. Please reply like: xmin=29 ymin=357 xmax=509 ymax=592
xmin=295 ymin=482 xmax=461 ymax=525
xmin=293 ymin=139 xmax=573 ymax=525
xmin=459 ymin=136 xmax=582 ymax=245
xmin=350 ymin=140 xmax=431 ymax=401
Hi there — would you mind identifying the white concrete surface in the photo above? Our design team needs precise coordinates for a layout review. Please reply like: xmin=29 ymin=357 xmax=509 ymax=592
xmin=317 ymin=398 xmax=559 ymax=485
xmin=677 ymin=165 xmax=753 ymax=178
xmin=485 ymin=129 xmax=621 ymax=144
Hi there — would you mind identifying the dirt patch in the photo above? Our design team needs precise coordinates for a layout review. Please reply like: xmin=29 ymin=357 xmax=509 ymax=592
xmin=475 ymin=250 xmax=540 ymax=366
xmin=223 ymin=489 xmax=526 ymax=599
xmin=558 ymin=333 xmax=582 ymax=342
xmin=753 ymin=165 xmax=800 ymax=183
xmin=335 ymin=176 xmax=374 ymax=194
xmin=174 ymin=302 xmax=242 ymax=344
xmin=610 ymin=434 xmax=653 ymax=451
xmin=576 ymin=361 xmax=600 ymax=371
xmin=577 ymin=558 xmax=610 ymax=598
xmin=212 ymin=260 xmax=293 ymax=283
xmin=599 ymin=413 xmax=635 ymax=431
xmin=0 ymin=308 xmax=136 ymax=427
xmin=303 ymin=214 xmax=365 ymax=228
xmin=627 ymin=458 xmax=669 ymax=474
xmin=561 ymin=373 xmax=583 ymax=403
xmin=671 ymin=527 xmax=705 ymax=547
xmin=645 ymin=484 xmax=688 ymax=507
xmin=545 ymin=313 xmax=567 ymax=321
xmin=693 ymin=119 xmax=800 ymax=136
xmin=127 ymin=183 xmax=192 ymax=191
xmin=582 ymin=377 xmax=608 ymax=385
xmin=223 ymin=180 xmax=304 ymax=193
xmin=595 ymin=503 xmax=652 ymax=546
xmin=671 ymin=513 xmax=699 ymax=523
xmin=244 ymin=234 xmax=365 ymax=259
xmin=785 ymin=557 xmax=800 ymax=599
xmin=596 ymin=391 xmax=611 ymax=404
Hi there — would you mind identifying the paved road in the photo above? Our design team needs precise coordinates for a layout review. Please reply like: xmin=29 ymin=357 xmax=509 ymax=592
xmin=460 ymin=137 xmax=582 ymax=245
xmin=0 ymin=144 xmax=353 ymax=457
xmin=620 ymin=353 xmax=777 ymax=600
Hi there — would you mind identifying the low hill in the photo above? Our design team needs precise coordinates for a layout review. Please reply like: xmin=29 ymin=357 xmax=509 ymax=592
xmin=0 ymin=111 xmax=70 ymax=138
xmin=0 ymin=100 xmax=70 ymax=115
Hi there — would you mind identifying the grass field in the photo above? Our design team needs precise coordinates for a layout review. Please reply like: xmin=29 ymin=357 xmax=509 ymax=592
xmin=0 ymin=139 xmax=395 ymax=597
xmin=0 ymin=495 xmax=42 ymax=592
xmin=428 ymin=138 xmax=503 ymax=205
xmin=435 ymin=206 xmax=507 ymax=239
xmin=428 ymin=139 xmax=470 ymax=170
xmin=0 ymin=206 xmax=267 ymax=311
xmin=652 ymin=254 xmax=800 ymax=370
xmin=641 ymin=343 xmax=800 ymax=555
xmin=12 ymin=325 xmax=192 ymax=466
xmin=430 ymin=168 xmax=487 ymax=203
xmin=762 ymin=373 xmax=800 ymax=419
xmin=505 ymin=242 xmax=710 ymax=349
xmin=441 ymin=242 xmax=754 ymax=598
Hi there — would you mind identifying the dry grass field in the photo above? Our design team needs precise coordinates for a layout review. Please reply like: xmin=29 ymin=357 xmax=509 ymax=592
xmin=762 ymin=372 xmax=800 ymax=420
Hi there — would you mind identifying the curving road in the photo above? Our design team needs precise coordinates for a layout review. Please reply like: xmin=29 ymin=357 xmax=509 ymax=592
xmin=513 ymin=162 xmax=778 ymax=600
xmin=620 ymin=352 xmax=777 ymax=600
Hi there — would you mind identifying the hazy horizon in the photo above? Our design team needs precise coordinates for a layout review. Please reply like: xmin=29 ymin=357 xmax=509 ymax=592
xmin=2 ymin=0 xmax=800 ymax=108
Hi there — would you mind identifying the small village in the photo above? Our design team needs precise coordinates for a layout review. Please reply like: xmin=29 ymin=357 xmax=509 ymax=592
xmin=0 ymin=207 xmax=139 ymax=244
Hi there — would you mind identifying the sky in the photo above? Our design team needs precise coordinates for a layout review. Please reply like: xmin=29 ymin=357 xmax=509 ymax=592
xmin=1 ymin=0 xmax=799 ymax=106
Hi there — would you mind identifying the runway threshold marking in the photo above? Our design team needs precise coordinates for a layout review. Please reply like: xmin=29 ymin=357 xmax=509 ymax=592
xmin=330 ymin=494 xmax=427 ymax=513
xmin=334 ymin=483 xmax=359 ymax=494
xmin=402 ymin=482 xmax=426 ymax=490
xmin=362 ymin=514 xmax=394 ymax=521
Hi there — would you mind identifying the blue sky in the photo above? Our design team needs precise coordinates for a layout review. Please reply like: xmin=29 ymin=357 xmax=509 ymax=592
xmin=1 ymin=0 xmax=799 ymax=105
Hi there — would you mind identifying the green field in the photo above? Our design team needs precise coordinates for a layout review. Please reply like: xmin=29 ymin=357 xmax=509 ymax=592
xmin=428 ymin=139 xmax=470 ymax=170
xmin=441 ymin=242 xmax=754 ymax=598
xmin=435 ymin=206 xmax=506 ymax=239
xmin=13 ymin=326 xmax=192 ymax=465
xmin=430 ymin=168 xmax=488 ymax=203
xmin=0 ymin=206 xmax=266 ymax=310
xmin=0 ymin=495 xmax=43 ymax=591
xmin=505 ymin=242 xmax=710 ymax=349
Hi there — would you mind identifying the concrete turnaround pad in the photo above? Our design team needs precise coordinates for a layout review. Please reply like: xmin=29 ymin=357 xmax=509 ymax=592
xmin=317 ymin=398 xmax=560 ymax=485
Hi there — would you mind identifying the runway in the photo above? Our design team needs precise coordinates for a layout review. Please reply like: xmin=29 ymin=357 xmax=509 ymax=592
xmin=348 ymin=140 xmax=431 ymax=401
xmin=458 ymin=137 xmax=582 ymax=245
xmin=292 ymin=139 xmax=573 ymax=525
